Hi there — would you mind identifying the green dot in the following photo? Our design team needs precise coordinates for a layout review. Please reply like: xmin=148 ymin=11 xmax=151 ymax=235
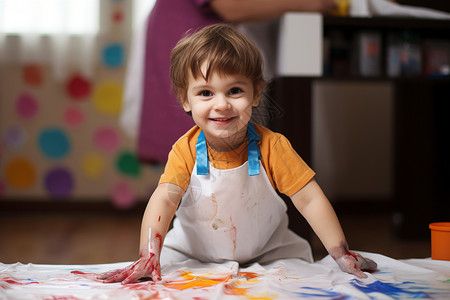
xmin=116 ymin=151 xmax=141 ymax=177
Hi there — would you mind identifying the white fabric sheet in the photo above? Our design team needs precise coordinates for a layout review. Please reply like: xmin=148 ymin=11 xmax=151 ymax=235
xmin=1 ymin=252 xmax=449 ymax=299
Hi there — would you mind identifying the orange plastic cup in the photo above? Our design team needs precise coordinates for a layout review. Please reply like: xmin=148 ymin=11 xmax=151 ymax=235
xmin=429 ymin=222 xmax=450 ymax=261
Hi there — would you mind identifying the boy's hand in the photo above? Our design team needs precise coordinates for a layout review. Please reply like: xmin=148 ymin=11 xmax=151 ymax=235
xmin=329 ymin=243 xmax=377 ymax=278
xmin=98 ymin=231 xmax=163 ymax=284
xmin=97 ymin=252 xmax=161 ymax=284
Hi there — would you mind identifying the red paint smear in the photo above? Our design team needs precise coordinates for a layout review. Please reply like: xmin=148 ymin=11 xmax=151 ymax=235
xmin=121 ymin=281 xmax=157 ymax=291
xmin=2 ymin=278 xmax=39 ymax=286
xmin=345 ymin=250 xmax=359 ymax=261
xmin=43 ymin=296 xmax=81 ymax=300
xmin=70 ymin=270 xmax=101 ymax=281
xmin=71 ymin=270 xmax=92 ymax=275
xmin=236 ymin=272 xmax=259 ymax=280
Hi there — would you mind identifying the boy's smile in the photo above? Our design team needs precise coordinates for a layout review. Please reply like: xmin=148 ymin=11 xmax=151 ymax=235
xmin=182 ymin=62 xmax=261 ymax=152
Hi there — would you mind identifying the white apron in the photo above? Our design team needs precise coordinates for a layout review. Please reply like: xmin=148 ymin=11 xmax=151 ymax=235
xmin=162 ymin=123 xmax=312 ymax=266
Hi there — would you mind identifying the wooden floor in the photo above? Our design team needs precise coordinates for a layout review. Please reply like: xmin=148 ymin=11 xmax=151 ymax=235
xmin=0 ymin=206 xmax=431 ymax=265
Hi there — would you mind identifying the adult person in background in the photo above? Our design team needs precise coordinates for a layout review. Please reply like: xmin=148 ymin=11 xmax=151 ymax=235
xmin=130 ymin=0 xmax=336 ymax=163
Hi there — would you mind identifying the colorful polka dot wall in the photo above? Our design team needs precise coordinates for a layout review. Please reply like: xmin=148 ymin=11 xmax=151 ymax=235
xmin=0 ymin=0 xmax=161 ymax=207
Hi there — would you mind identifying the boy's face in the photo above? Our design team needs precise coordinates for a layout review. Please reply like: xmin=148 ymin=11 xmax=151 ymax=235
xmin=182 ymin=61 xmax=261 ymax=152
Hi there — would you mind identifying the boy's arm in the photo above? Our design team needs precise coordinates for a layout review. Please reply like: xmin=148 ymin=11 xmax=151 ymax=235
xmin=139 ymin=183 xmax=183 ymax=252
xmin=98 ymin=183 xmax=183 ymax=284
xmin=290 ymin=178 xmax=377 ymax=278
xmin=211 ymin=0 xmax=336 ymax=23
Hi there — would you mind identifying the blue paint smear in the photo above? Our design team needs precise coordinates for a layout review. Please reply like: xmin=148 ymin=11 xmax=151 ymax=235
xmin=289 ymin=280 xmax=434 ymax=299
xmin=350 ymin=279 xmax=430 ymax=299
xmin=293 ymin=287 xmax=349 ymax=299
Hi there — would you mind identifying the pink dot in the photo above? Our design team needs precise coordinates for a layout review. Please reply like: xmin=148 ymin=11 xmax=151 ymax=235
xmin=93 ymin=127 xmax=120 ymax=152
xmin=63 ymin=107 xmax=84 ymax=127
xmin=16 ymin=92 xmax=39 ymax=119
xmin=111 ymin=181 xmax=136 ymax=209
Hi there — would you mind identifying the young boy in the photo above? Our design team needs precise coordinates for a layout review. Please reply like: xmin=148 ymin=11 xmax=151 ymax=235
xmin=99 ymin=23 xmax=377 ymax=284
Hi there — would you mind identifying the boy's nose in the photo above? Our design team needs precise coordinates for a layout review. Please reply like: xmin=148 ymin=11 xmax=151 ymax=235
xmin=213 ymin=95 xmax=230 ymax=110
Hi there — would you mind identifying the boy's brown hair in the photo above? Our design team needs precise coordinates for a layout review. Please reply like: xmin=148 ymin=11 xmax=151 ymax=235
xmin=170 ymin=23 xmax=265 ymax=106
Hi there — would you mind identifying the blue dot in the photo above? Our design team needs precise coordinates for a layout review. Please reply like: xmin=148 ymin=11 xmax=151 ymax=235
xmin=38 ymin=128 xmax=71 ymax=159
xmin=102 ymin=43 xmax=124 ymax=68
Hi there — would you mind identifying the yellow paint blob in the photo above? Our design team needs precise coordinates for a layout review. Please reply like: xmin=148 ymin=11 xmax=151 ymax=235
xmin=93 ymin=81 xmax=123 ymax=116
xmin=162 ymin=271 xmax=275 ymax=299
xmin=82 ymin=152 xmax=105 ymax=179
xmin=5 ymin=156 xmax=36 ymax=189
xmin=164 ymin=271 xmax=231 ymax=290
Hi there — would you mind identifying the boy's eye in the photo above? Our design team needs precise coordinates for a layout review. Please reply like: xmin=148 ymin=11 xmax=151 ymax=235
xmin=200 ymin=90 xmax=213 ymax=97
xmin=229 ymin=87 xmax=243 ymax=95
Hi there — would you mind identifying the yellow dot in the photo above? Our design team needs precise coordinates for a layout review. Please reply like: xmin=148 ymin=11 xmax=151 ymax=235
xmin=93 ymin=80 xmax=123 ymax=116
xmin=5 ymin=156 xmax=36 ymax=189
xmin=82 ymin=152 xmax=105 ymax=179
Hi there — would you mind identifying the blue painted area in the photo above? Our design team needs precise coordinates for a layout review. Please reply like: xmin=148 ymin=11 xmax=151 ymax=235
xmin=102 ymin=43 xmax=124 ymax=68
xmin=291 ymin=287 xmax=349 ymax=299
xmin=287 ymin=280 xmax=435 ymax=299
xmin=38 ymin=128 xmax=70 ymax=159
xmin=350 ymin=279 xmax=430 ymax=299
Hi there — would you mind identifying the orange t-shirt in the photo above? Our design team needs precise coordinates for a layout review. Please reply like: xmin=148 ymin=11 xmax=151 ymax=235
xmin=159 ymin=123 xmax=315 ymax=197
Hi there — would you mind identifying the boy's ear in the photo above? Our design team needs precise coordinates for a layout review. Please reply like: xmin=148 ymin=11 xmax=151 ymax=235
xmin=252 ymin=83 xmax=264 ymax=107
xmin=182 ymin=101 xmax=191 ymax=113
xmin=181 ymin=97 xmax=191 ymax=113
xmin=178 ymin=89 xmax=191 ymax=112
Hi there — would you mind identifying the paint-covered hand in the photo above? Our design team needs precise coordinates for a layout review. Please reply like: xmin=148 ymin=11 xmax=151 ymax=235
xmin=97 ymin=251 xmax=162 ymax=284
xmin=98 ymin=232 xmax=163 ymax=284
xmin=329 ymin=243 xmax=377 ymax=278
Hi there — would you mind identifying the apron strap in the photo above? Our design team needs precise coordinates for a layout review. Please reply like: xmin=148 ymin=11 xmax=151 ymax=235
xmin=247 ymin=122 xmax=261 ymax=176
xmin=195 ymin=123 xmax=261 ymax=176
xmin=196 ymin=130 xmax=209 ymax=175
